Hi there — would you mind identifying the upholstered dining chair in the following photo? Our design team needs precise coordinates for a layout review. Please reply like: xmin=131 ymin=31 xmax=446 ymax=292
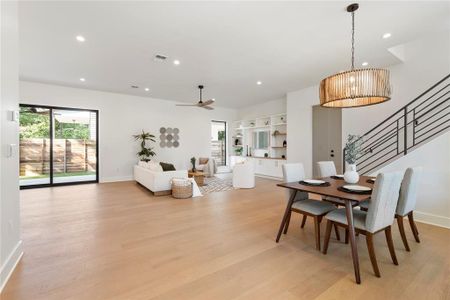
xmin=359 ymin=167 xmax=422 ymax=251
xmin=316 ymin=161 xmax=350 ymax=209
xmin=280 ymin=163 xmax=338 ymax=251
xmin=317 ymin=161 xmax=337 ymax=178
xmin=322 ymin=171 xmax=403 ymax=278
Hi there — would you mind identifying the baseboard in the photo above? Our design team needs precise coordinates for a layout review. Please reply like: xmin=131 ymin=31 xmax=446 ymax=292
xmin=0 ymin=240 xmax=23 ymax=293
xmin=413 ymin=211 xmax=450 ymax=229
xmin=100 ymin=175 xmax=133 ymax=183
xmin=255 ymin=174 xmax=283 ymax=181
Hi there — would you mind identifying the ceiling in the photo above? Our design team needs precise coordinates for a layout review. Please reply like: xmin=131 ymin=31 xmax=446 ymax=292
xmin=18 ymin=1 xmax=449 ymax=108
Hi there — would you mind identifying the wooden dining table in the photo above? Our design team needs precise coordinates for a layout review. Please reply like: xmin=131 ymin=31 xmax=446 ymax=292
xmin=276 ymin=176 xmax=374 ymax=284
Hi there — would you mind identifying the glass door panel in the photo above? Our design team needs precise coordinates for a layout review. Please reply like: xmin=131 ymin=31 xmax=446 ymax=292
xmin=19 ymin=106 xmax=51 ymax=186
xmin=52 ymin=109 xmax=97 ymax=184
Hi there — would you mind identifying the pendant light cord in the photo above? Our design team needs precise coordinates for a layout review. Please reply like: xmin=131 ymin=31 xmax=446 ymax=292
xmin=351 ymin=11 xmax=355 ymax=70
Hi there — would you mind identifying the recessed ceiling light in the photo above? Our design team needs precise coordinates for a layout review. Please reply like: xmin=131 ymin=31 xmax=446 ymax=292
xmin=256 ymin=81 xmax=262 ymax=85
xmin=80 ymin=78 xmax=85 ymax=82
xmin=362 ymin=62 xmax=369 ymax=66
xmin=382 ymin=33 xmax=391 ymax=39
xmin=76 ymin=35 xmax=85 ymax=42
xmin=173 ymin=60 xmax=180 ymax=65
xmin=144 ymin=88 xmax=150 ymax=91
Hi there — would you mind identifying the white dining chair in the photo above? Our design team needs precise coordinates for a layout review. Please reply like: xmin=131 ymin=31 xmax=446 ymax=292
xmin=323 ymin=171 xmax=403 ymax=278
xmin=316 ymin=161 xmax=349 ymax=208
xmin=395 ymin=167 xmax=422 ymax=251
xmin=279 ymin=163 xmax=338 ymax=251
xmin=359 ymin=167 xmax=422 ymax=251
xmin=317 ymin=161 xmax=337 ymax=178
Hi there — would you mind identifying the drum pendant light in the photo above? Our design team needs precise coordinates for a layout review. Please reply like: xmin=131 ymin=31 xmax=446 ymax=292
xmin=320 ymin=3 xmax=391 ymax=108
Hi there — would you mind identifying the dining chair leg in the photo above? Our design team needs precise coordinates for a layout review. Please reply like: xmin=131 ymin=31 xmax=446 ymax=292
xmin=345 ymin=228 xmax=349 ymax=244
xmin=333 ymin=224 xmax=341 ymax=241
xmin=345 ymin=200 xmax=361 ymax=284
xmin=276 ymin=191 xmax=297 ymax=243
xmin=396 ymin=215 xmax=410 ymax=251
xmin=300 ymin=215 xmax=307 ymax=228
xmin=283 ymin=211 xmax=292 ymax=234
xmin=322 ymin=220 xmax=333 ymax=255
xmin=385 ymin=226 xmax=399 ymax=265
xmin=365 ymin=233 xmax=381 ymax=277
xmin=313 ymin=216 xmax=321 ymax=251
xmin=408 ymin=211 xmax=420 ymax=243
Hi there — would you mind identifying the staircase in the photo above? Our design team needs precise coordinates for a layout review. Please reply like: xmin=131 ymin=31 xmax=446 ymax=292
xmin=344 ymin=74 xmax=450 ymax=175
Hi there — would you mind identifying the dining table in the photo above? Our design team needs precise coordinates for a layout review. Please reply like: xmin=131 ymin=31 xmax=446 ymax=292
xmin=276 ymin=175 xmax=375 ymax=284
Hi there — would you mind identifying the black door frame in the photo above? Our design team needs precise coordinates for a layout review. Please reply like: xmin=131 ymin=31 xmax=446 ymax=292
xmin=19 ymin=104 xmax=99 ymax=189
xmin=211 ymin=120 xmax=227 ymax=166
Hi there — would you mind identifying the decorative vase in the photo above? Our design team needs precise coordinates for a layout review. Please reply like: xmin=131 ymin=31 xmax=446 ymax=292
xmin=344 ymin=164 xmax=359 ymax=184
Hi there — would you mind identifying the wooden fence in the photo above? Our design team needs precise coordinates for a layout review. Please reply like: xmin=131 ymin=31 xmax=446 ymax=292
xmin=20 ymin=138 xmax=96 ymax=177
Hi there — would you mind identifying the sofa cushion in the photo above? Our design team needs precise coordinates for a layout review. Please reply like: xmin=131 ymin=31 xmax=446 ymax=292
xmin=148 ymin=160 xmax=163 ymax=172
xmin=160 ymin=162 xmax=176 ymax=171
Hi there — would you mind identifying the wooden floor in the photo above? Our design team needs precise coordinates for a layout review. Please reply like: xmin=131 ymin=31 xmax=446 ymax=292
xmin=2 ymin=178 xmax=450 ymax=299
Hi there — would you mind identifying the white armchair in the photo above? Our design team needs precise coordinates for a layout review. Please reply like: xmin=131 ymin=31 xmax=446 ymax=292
xmin=232 ymin=161 xmax=255 ymax=188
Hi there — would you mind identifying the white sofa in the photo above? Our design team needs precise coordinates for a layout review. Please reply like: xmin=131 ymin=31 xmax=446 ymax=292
xmin=134 ymin=165 xmax=188 ymax=196
xmin=232 ymin=161 xmax=255 ymax=188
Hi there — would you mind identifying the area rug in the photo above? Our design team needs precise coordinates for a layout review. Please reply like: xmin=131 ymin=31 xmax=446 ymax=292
xmin=199 ymin=176 xmax=235 ymax=195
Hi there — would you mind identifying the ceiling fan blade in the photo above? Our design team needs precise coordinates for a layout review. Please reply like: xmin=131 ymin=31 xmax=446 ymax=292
xmin=176 ymin=104 xmax=200 ymax=106
xmin=201 ymin=99 xmax=215 ymax=106
xmin=202 ymin=106 xmax=214 ymax=110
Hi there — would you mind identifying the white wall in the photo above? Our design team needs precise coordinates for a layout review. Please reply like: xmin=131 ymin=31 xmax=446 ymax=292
xmin=19 ymin=81 xmax=237 ymax=182
xmin=285 ymin=30 xmax=450 ymax=227
xmin=286 ymin=86 xmax=317 ymax=177
xmin=342 ymin=31 xmax=450 ymax=140
xmin=237 ymin=97 xmax=286 ymax=120
xmin=1 ymin=0 xmax=23 ymax=292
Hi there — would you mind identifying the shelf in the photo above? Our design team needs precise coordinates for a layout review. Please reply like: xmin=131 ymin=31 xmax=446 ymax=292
xmin=272 ymin=132 xmax=287 ymax=136
xmin=271 ymin=146 xmax=287 ymax=149
xmin=271 ymin=123 xmax=287 ymax=126
xmin=241 ymin=156 xmax=286 ymax=161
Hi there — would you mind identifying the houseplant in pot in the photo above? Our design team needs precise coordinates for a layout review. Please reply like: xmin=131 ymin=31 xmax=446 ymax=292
xmin=344 ymin=134 xmax=363 ymax=184
xmin=190 ymin=157 xmax=196 ymax=172
xmin=133 ymin=130 xmax=156 ymax=162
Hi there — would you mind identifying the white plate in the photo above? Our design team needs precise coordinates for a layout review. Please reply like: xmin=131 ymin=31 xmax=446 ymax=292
xmin=343 ymin=185 xmax=372 ymax=192
xmin=334 ymin=174 xmax=344 ymax=178
xmin=303 ymin=179 xmax=326 ymax=185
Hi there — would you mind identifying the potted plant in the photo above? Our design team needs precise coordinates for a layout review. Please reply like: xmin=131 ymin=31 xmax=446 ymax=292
xmin=235 ymin=146 xmax=243 ymax=156
xmin=190 ymin=157 xmax=196 ymax=172
xmin=133 ymin=130 xmax=156 ymax=162
xmin=344 ymin=134 xmax=363 ymax=183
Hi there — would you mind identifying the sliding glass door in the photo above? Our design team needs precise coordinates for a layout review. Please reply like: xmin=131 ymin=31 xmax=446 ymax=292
xmin=19 ymin=106 xmax=51 ymax=186
xmin=19 ymin=104 xmax=98 ymax=188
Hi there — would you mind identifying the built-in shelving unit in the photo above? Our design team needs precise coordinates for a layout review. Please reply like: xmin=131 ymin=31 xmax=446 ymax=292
xmin=232 ymin=113 xmax=287 ymax=160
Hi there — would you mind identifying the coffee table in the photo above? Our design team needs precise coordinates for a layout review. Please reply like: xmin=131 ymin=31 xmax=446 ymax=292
xmin=188 ymin=171 xmax=205 ymax=186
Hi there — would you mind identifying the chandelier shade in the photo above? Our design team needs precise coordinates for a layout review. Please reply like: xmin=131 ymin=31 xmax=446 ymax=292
xmin=319 ymin=3 xmax=392 ymax=108
xmin=320 ymin=68 xmax=391 ymax=108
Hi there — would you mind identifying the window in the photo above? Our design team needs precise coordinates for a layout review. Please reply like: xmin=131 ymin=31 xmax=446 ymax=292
xmin=211 ymin=121 xmax=227 ymax=166
xmin=253 ymin=130 xmax=269 ymax=149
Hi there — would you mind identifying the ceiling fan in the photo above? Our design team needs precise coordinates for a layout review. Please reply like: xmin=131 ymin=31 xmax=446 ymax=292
xmin=176 ymin=85 xmax=215 ymax=110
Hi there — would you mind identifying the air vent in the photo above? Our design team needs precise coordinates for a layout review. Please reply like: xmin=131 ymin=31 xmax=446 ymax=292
xmin=154 ymin=54 xmax=168 ymax=62
xmin=131 ymin=85 xmax=139 ymax=89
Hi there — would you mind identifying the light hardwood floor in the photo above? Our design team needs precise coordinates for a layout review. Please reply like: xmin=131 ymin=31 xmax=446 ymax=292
xmin=2 ymin=178 xmax=450 ymax=299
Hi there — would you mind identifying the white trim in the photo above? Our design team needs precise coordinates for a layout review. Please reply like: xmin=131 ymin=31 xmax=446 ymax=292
xmin=255 ymin=174 xmax=283 ymax=181
xmin=0 ymin=240 xmax=23 ymax=292
xmin=414 ymin=211 xmax=450 ymax=229
xmin=100 ymin=175 xmax=133 ymax=183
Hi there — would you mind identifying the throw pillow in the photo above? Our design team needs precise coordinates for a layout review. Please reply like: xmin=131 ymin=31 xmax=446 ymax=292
xmin=199 ymin=157 xmax=209 ymax=165
xmin=160 ymin=162 xmax=176 ymax=171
